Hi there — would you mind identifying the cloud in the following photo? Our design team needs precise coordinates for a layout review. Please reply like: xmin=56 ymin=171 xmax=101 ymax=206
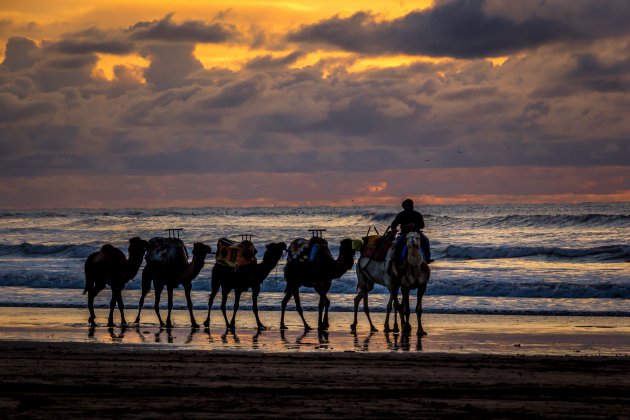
xmin=0 ymin=92 xmax=56 ymax=123
xmin=287 ymin=0 xmax=630 ymax=58
xmin=2 ymin=37 xmax=40 ymax=71
xmin=140 ymin=43 xmax=203 ymax=90
xmin=128 ymin=13 xmax=238 ymax=43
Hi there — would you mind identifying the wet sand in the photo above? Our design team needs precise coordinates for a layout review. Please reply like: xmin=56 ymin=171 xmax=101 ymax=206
xmin=1 ymin=308 xmax=630 ymax=417
xmin=1 ymin=340 xmax=629 ymax=418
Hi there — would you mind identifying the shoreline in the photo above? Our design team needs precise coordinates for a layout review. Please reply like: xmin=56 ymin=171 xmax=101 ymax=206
xmin=1 ymin=340 xmax=629 ymax=418
xmin=1 ymin=307 xmax=629 ymax=356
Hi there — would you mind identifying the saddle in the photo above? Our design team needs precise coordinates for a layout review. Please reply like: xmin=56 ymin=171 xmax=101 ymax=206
xmin=215 ymin=238 xmax=257 ymax=267
xmin=360 ymin=234 xmax=394 ymax=262
xmin=145 ymin=237 xmax=188 ymax=265
xmin=288 ymin=237 xmax=331 ymax=263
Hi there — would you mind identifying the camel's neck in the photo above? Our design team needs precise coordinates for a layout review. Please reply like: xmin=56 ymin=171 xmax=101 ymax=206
xmin=254 ymin=254 xmax=281 ymax=282
xmin=125 ymin=251 xmax=145 ymax=280
xmin=181 ymin=254 xmax=206 ymax=281
xmin=333 ymin=251 xmax=354 ymax=278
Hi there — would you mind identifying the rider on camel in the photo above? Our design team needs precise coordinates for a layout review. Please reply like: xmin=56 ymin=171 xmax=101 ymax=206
xmin=390 ymin=198 xmax=432 ymax=263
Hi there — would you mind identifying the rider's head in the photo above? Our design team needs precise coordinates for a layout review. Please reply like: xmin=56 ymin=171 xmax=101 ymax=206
xmin=402 ymin=198 xmax=414 ymax=210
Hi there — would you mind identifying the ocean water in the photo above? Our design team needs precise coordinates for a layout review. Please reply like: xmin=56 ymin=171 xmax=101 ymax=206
xmin=0 ymin=203 xmax=629 ymax=317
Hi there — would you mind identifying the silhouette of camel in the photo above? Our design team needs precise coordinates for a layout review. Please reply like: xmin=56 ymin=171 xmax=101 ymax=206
xmin=280 ymin=238 xmax=357 ymax=331
xmin=83 ymin=237 xmax=148 ymax=327
xmin=134 ymin=240 xmax=212 ymax=328
xmin=203 ymin=241 xmax=287 ymax=331
xmin=390 ymin=232 xmax=430 ymax=336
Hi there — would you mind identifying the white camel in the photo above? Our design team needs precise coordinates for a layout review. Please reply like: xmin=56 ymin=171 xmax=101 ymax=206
xmin=351 ymin=232 xmax=430 ymax=336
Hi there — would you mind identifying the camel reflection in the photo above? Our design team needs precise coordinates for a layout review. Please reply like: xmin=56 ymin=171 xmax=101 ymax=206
xmin=108 ymin=325 xmax=128 ymax=342
xmin=352 ymin=331 xmax=375 ymax=352
xmin=155 ymin=327 xmax=174 ymax=343
xmin=280 ymin=329 xmax=311 ymax=350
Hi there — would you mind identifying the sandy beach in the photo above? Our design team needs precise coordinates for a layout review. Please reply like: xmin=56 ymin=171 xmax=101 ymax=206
xmin=1 ymin=308 xmax=629 ymax=418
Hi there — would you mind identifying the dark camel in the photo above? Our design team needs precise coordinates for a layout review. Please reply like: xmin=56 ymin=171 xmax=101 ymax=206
xmin=280 ymin=238 xmax=357 ymax=331
xmin=83 ymin=237 xmax=148 ymax=327
xmin=134 ymin=241 xmax=212 ymax=328
xmin=203 ymin=241 xmax=287 ymax=331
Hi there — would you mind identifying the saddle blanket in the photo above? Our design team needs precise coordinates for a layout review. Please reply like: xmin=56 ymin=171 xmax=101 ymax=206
xmin=145 ymin=237 xmax=188 ymax=265
xmin=360 ymin=234 xmax=393 ymax=262
xmin=215 ymin=238 xmax=257 ymax=267
xmin=288 ymin=237 xmax=331 ymax=262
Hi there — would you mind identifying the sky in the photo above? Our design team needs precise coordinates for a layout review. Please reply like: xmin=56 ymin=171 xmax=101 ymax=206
xmin=1 ymin=0 xmax=630 ymax=208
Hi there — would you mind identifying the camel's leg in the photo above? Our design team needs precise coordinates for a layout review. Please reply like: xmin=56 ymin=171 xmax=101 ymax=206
xmin=390 ymin=289 xmax=401 ymax=333
xmin=351 ymin=290 xmax=363 ymax=332
xmin=317 ymin=293 xmax=325 ymax=331
xmin=203 ymin=278 xmax=221 ymax=328
xmin=229 ymin=289 xmax=242 ymax=330
xmin=113 ymin=285 xmax=127 ymax=326
xmin=321 ymin=294 xmax=331 ymax=330
xmin=280 ymin=288 xmax=294 ymax=330
xmin=134 ymin=267 xmax=152 ymax=324
xmin=153 ymin=283 xmax=165 ymax=327
xmin=184 ymin=284 xmax=198 ymax=328
xmin=294 ymin=290 xmax=312 ymax=331
xmin=362 ymin=292 xmax=378 ymax=332
xmin=251 ymin=286 xmax=266 ymax=331
xmin=416 ymin=284 xmax=427 ymax=336
xmin=220 ymin=288 xmax=231 ymax=330
xmin=165 ymin=287 xmax=175 ymax=328
xmin=87 ymin=282 xmax=106 ymax=326
xmin=384 ymin=295 xmax=393 ymax=332
xmin=401 ymin=288 xmax=412 ymax=335
xmin=107 ymin=286 xmax=119 ymax=327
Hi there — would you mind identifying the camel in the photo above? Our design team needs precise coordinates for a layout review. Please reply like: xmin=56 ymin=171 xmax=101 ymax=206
xmin=280 ymin=238 xmax=358 ymax=331
xmin=134 ymin=239 xmax=212 ymax=328
xmin=203 ymin=241 xmax=287 ymax=331
xmin=83 ymin=236 xmax=149 ymax=327
xmin=351 ymin=252 xmax=399 ymax=334
xmin=391 ymin=232 xmax=431 ymax=336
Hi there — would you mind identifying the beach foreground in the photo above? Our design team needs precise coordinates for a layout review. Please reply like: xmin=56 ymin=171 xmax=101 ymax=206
xmin=0 ymin=340 xmax=629 ymax=418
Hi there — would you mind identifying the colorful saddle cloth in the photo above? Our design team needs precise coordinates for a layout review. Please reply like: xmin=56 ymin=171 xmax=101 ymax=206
xmin=215 ymin=238 xmax=257 ymax=267
xmin=288 ymin=237 xmax=331 ymax=263
xmin=360 ymin=234 xmax=394 ymax=262
xmin=145 ymin=237 xmax=188 ymax=265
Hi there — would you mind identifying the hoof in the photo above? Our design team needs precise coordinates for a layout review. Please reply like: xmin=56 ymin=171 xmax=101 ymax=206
xmin=133 ymin=318 xmax=140 ymax=325
xmin=165 ymin=322 xmax=173 ymax=329
xmin=304 ymin=325 xmax=313 ymax=332
xmin=107 ymin=321 xmax=115 ymax=327
xmin=191 ymin=323 xmax=200 ymax=329
xmin=350 ymin=323 xmax=356 ymax=333
xmin=417 ymin=329 xmax=427 ymax=337
xmin=203 ymin=319 xmax=210 ymax=328
xmin=370 ymin=326 xmax=379 ymax=333
xmin=280 ymin=324 xmax=288 ymax=330
xmin=393 ymin=325 xmax=400 ymax=333
xmin=257 ymin=325 xmax=268 ymax=332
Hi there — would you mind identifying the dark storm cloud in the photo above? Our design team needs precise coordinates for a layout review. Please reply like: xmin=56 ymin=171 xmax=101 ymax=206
xmin=199 ymin=77 xmax=266 ymax=109
xmin=245 ymin=51 xmax=305 ymax=70
xmin=566 ymin=53 xmax=630 ymax=93
xmin=128 ymin=13 xmax=238 ymax=43
xmin=141 ymin=43 xmax=203 ymax=90
xmin=2 ymin=37 xmax=40 ymax=71
xmin=0 ymin=93 xmax=56 ymax=122
xmin=287 ymin=0 xmax=630 ymax=58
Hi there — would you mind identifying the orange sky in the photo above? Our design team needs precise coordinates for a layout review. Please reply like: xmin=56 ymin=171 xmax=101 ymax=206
xmin=1 ymin=0 xmax=629 ymax=208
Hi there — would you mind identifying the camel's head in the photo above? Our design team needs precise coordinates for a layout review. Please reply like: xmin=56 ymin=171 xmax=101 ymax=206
xmin=192 ymin=242 xmax=212 ymax=259
xmin=128 ymin=237 xmax=149 ymax=255
xmin=265 ymin=242 xmax=287 ymax=257
xmin=405 ymin=232 xmax=423 ymax=262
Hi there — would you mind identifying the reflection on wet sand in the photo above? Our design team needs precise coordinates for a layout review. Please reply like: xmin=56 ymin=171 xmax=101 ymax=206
xmin=90 ymin=324 xmax=427 ymax=353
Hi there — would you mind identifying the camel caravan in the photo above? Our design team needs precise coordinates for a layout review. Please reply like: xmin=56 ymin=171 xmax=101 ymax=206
xmin=84 ymin=226 xmax=431 ymax=336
